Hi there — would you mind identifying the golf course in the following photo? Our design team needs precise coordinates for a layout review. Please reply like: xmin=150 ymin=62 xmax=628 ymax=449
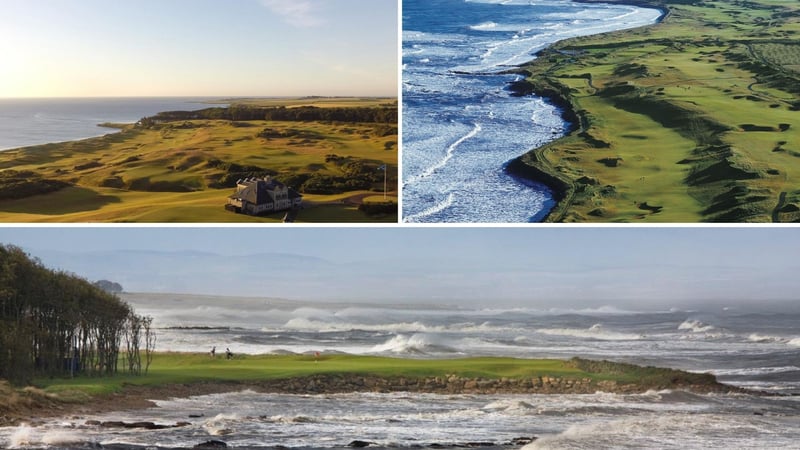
xmin=508 ymin=0 xmax=800 ymax=222
xmin=0 ymin=353 xmax=733 ymax=427
xmin=0 ymin=98 xmax=397 ymax=223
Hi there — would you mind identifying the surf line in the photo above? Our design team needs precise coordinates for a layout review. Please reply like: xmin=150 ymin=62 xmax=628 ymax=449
xmin=404 ymin=122 xmax=482 ymax=188
xmin=405 ymin=192 xmax=455 ymax=223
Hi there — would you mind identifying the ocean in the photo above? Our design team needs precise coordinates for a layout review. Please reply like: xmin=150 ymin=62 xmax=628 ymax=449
xmin=4 ymin=294 xmax=799 ymax=449
xmin=401 ymin=0 xmax=663 ymax=222
xmin=0 ymin=97 xmax=219 ymax=151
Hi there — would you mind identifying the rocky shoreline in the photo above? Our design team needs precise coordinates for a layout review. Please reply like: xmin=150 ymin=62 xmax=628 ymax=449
xmin=245 ymin=371 xmax=740 ymax=396
xmin=3 ymin=366 xmax=745 ymax=428
xmin=1 ymin=357 xmax=744 ymax=429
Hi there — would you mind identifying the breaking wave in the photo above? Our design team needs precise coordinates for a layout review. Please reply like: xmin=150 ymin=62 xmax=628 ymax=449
xmin=678 ymin=319 xmax=716 ymax=333
xmin=470 ymin=21 xmax=498 ymax=30
xmin=536 ymin=324 xmax=642 ymax=341
xmin=371 ymin=333 xmax=460 ymax=355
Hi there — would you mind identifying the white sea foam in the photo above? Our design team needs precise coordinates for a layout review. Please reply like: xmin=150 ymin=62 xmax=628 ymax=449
xmin=41 ymin=430 xmax=85 ymax=445
xmin=747 ymin=333 xmax=789 ymax=343
xmin=524 ymin=412 xmax=783 ymax=449
xmin=371 ymin=333 xmax=458 ymax=355
xmin=8 ymin=424 xmax=33 ymax=449
xmin=537 ymin=324 xmax=642 ymax=341
xmin=404 ymin=122 xmax=482 ymax=188
xmin=404 ymin=192 xmax=455 ymax=223
xmin=202 ymin=413 xmax=241 ymax=436
xmin=470 ymin=21 xmax=498 ymax=30
xmin=711 ymin=366 xmax=800 ymax=377
xmin=482 ymin=399 xmax=536 ymax=412
xmin=678 ymin=319 xmax=716 ymax=333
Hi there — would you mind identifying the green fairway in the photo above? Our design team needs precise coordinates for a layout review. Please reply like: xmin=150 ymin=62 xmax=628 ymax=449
xmin=0 ymin=354 xmax=727 ymax=424
xmin=34 ymin=353 xmax=719 ymax=398
xmin=511 ymin=0 xmax=800 ymax=222
xmin=0 ymin=98 xmax=398 ymax=223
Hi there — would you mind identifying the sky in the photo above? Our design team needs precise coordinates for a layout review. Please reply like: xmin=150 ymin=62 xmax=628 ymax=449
xmin=0 ymin=0 xmax=397 ymax=98
xmin=0 ymin=226 xmax=798 ymax=310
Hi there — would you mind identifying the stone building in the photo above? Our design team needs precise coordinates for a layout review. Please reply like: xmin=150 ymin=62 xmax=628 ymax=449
xmin=225 ymin=177 xmax=302 ymax=215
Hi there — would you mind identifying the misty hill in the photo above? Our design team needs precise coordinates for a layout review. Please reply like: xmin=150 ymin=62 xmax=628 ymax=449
xmin=94 ymin=279 xmax=123 ymax=293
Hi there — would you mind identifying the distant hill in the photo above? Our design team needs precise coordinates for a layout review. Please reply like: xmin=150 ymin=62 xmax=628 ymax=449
xmin=94 ymin=279 xmax=123 ymax=293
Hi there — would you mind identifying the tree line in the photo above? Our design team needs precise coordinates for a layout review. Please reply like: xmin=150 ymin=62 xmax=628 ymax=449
xmin=136 ymin=105 xmax=397 ymax=128
xmin=0 ymin=245 xmax=155 ymax=386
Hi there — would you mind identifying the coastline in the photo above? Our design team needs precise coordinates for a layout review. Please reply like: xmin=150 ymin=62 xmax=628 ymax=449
xmin=505 ymin=0 xmax=800 ymax=222
xmin=0 ymin=126 xmax=122 ymax=153
xmin=1 ymin=356 xmax=746 ymax=428
xmin=0 ymin=97 xmax=221 ymax=152
xmin=0 ymin=98 xmax=398 ymax=222
xmin=504 ymin=0 xmax=668 ymax=222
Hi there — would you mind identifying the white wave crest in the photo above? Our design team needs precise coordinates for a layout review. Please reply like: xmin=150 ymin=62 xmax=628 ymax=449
xmin=404 ymin=192 xmax=454 ymax=223
xmin=711 ymin=366 xmax=800 ymax=377
xmin=41 ymin=431 xmax=85 ymax=445
xmin=747 ymin=333 xmax=788 ymax=344
xmin=404 ymin=122 xmax=482 ymax=188
xmin=371 ymin=333 xmax=457 ymax=355
xmin=470 ymin=21 xmax=498 ymax=30
xmin=5 ymin=425 xmax=84 ymax=448
xmin=482 ymin=399 xmax=535 ymax=412
xmin=536 ymin=323 xmax=642 ymax=341
xmin=787 ymin=337 xmax=800 ymax=347
xmin=8 ymin=424 xmax=33 ymax=449
xmin=203 ymin=413 xmax=241 ymax=436
xmin=678 ymin=319 xmax=716 ymax=333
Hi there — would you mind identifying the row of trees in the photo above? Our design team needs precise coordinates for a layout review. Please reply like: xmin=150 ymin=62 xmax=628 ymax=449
xmin=136 ymin=105 xmax=397 ymax=128
xmin=0 ymin=245 xmax=155 ymax=386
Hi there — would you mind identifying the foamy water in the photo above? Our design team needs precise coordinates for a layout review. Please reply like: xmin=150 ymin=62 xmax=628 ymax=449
xmin=5 ymin=390 xmax=799 ymax=449
xmin=402 ymin=0 xmax=663 ymax=222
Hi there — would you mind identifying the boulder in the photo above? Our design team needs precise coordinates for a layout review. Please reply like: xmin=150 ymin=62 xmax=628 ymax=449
xmin=348 ymin=440 xmax=373 ymax=447
xmin=194 ymin=440 xmax=228 ymax=449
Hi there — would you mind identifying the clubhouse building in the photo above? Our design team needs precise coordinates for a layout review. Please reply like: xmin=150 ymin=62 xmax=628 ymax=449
xmin=225 ymin=177 xmax=302 ymax=216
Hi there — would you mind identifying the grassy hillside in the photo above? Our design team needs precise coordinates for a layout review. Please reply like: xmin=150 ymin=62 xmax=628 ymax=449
xmin=0 ymin=98 xmax=397 ymax=223
xmin=510 ymin=0 xmax=800 ymax=222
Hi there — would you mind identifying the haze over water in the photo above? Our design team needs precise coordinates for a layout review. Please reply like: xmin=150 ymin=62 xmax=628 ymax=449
xmin=402 ymin=0 xmax=662 ymax=222
xmin=0 ymin=98 xmax=215 ymax=151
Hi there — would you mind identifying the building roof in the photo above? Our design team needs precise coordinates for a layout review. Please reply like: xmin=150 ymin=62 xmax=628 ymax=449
xmin=229 ymin=177 xmax=301 ymax=204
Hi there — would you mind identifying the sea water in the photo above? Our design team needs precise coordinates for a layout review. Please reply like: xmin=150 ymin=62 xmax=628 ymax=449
xmin=402 ymin=0 xmax=663 ymax=222
xmin=3 ymin=295 xmax=798 ymax=449
xmin=0 ymin=97 xmax=219 ymax=151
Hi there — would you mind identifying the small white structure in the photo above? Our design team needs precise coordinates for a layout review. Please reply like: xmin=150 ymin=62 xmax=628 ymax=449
xmin=226 ymin=177 xmax=302 ymax=215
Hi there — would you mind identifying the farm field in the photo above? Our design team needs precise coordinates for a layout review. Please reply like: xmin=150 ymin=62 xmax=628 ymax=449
xmin=0 ymin=98 xmax=398 ymax=223
xmin=511 ymin=0 xmax=800 ymax=222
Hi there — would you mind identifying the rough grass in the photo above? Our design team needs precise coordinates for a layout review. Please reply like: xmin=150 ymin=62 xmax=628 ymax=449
xmin=514 ymin=0 xmax=800 ymax=222
xmin=0 ymin=98 xmax=397 ymax=223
